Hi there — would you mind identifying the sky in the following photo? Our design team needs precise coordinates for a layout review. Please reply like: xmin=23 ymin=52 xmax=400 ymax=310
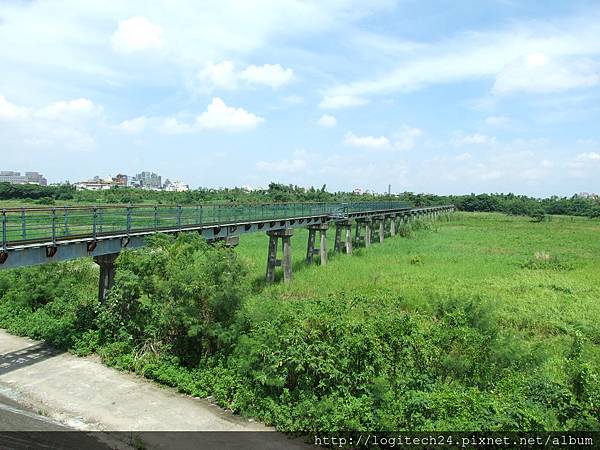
xmin=0 ymin=0 xmax=599 ymax=196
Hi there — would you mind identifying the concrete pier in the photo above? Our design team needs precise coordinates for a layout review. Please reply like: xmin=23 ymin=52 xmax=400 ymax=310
xmin=390 ymin=215 xmax=396 ymax=236
xmin=266 ymin=229 xmax=293 ymax=283
xmin=93 ymin=253 xmax=119 ymax=303
xmin=306 ymin=223 xmax=328 ymax=265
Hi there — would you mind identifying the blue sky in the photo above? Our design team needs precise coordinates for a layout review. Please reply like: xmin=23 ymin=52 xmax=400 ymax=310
xmin=1 ymin=0 xmax=599 ymax=196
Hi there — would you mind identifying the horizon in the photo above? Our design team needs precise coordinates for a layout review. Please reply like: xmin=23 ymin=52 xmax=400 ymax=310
xmin=1 ymin=1 xmax=600 ymax=197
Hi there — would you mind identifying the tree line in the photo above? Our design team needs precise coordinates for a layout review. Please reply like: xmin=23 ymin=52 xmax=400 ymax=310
xmin=1 ymin=182 xmax=598 ymax=218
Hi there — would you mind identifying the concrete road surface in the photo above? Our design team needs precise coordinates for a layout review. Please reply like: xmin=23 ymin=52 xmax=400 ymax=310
xmin=0 ymin=330 xmax=312 ymax=449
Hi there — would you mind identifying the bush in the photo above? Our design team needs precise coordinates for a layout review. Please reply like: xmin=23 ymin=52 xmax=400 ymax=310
xmin=97 ymin=233 xmax=248 ymax=366
xmin=397 ymin=223 xmax=413 ymax=237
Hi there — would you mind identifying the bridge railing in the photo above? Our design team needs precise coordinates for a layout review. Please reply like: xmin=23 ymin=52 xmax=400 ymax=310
xmin=1 ymin=201 xmax=411 ymax=248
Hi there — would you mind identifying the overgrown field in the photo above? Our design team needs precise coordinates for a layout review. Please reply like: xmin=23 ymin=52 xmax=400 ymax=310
xmin=1 ymin=212 xmax=599 ymax=431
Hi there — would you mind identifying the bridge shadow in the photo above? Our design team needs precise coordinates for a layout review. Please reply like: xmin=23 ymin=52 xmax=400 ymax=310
xmin=0 ymin=343 xmax=63 ymax=376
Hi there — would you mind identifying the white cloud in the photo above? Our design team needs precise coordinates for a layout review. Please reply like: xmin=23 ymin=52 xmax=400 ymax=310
xmin=198 ymin=61 xmax=238 ymax=90
xmin=493 ymin=53 xmax=600 ymax=95
xmin=344 ymin=131 xmax=390 ymax=149
xmin=153 ymin=98 xmax=264 ymax=133
xmin=323 ymin=16 xmax=600 ymax=100
xmin=195 ymin=97 xmax=263 ymax=131
xmin=452 ymin=131 xmax=497 ymax=146
xmin=394 ymin=124 xmax=422 ymax=150
xmin=117 ymin=116 xmax=147 ymax=133
xmin=36 ymin=98 xmax=103 ymax=120
xmin=198 ymin=61 xmax=294 ymax=91
xmin=111 ymin=16 xmax=165 ymax=54
xmin=319 ymin=95 xmax=367 ymax=109
xmin=0 ymin=95 xmax=99 ymax=151
xmin=240 ymin=63 xmax=294 ymax=88
xmin=318 ymin=114 xmax=337 ymax=128
xmin=485 ymin=116 xmax=509 ymax=125
xmin=455 ymin=152 xmax=472 ymax=161
xmin=576 ymin=152 xmax=600 ymax=161
xmin=159 ymin=117 xmax=193 ymax=134
xmin=0 ymin=95 xmax=28 ymax=120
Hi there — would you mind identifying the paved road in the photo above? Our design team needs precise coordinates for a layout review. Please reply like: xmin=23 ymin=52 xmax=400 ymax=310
xmin=0 ymin=330 xmax=311 ymax=449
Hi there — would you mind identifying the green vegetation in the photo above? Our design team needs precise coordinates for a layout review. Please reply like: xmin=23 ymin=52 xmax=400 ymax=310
xmin=2 ymin=182 xmax=599 ymax=219
xmin=1 ymin=212 xmax=599 ymax=431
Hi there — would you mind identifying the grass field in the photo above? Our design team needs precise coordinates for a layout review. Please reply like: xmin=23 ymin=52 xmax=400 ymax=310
xmin=1 ymin=211 xmax=599 ymax=431
xmin=240 ymin=212 xmax=600 ymax=349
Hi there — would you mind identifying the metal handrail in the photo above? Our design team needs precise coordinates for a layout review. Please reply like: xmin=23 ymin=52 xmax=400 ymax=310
xmin=1 ymin=201 xmax=419 ymax=247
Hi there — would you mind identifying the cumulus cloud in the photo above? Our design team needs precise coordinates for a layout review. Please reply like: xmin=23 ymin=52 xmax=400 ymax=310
xmin=157 ymin=98 xmax=263 ymax=134
xmin=239 ymin=64 xmax=294 ymax=88
xmin=0 ymin=95 xmax=100 ymax=151
xmin=0 ymin=95 xmax=28 ymax=120
xmin=198 ymin=61 xmax=294 ymax=90
xmin=344 ymin=131 xmax=390 ymax=149
xmin=116 ymin=116 xmax=147 ymax=133
xmin=318 ymin=114 xmax=337 ymax=127
xmin=198 ymin=61 xmax=238 ymax=89
xmin=36 ymin=98 xmax=103 ymax=120
xmin=159 ymin=117 xmax=193 ymax=134
xmin=576 ymin=152 xmax=600 ymax=161
xmin=195 ymin=97 xmax=264 ymax=131
xmin=319 ymin=95 xmax=367 ymax=109
xmin=111 ymin=16 xmax=166 ymax=54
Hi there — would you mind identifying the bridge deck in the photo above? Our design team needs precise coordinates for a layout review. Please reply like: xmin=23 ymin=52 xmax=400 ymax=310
xmin=0 ymin=201 xmax=453 ymax=269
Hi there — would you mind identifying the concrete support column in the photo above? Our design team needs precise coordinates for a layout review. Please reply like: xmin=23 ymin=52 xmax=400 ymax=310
xmin=266 ymin=228 xmax=294 ymax=283
xmin=320 ymin=226 xmax=328 ymax=266
xmin=379 ymin=218 xmax=385 ymax=243
xmin=390 ymin=215 xmax=396 ymax=236
xmin=365 ymin=220 xmax=372 ymax=248
xmin=94 ymin=253 xmax=119 ymax=303
xmin=345 ymin=225 xmax=353 ymax=255
xmin=307 ymin=223 xmax=328 ymax=265
xmin=306 ymin=228 xmax=317 ymax=263
xmin=334 ymin=223 xmax=343 ymax=253
xmin=354 ymin=221 xmax=361 ymax=247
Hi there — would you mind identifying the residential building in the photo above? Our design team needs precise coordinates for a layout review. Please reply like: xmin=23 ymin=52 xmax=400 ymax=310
xmin=132 ymin=171 xmax=162 ymax=190
xmin=74 ymin=176 xmax=116 ymax=191
xmin=113 ymin=173 xmax=128 ymax=186
xmin=0 ymin=171 xmax=48 ymax=186
xmin=163 ymin=179 xmax=189 ymax=192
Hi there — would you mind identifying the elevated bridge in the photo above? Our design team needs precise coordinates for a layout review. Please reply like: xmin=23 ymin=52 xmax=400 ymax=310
xmin=0 ymin=201 xmax=454 ymax=300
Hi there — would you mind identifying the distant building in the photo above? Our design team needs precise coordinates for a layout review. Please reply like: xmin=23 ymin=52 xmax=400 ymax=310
xmin=113 ymin=173 xmax=128 ymax=186
xmin=241 ymin=184 xmax=254 ymax=192
xmin=74 ymin=176 xmax=116 ymax=191
xmin=163 ymin=179 xmax=189 ymax=192
xmin=131 ymin=171 xmax=162 ymax=190
xmin=0 ymin=171 xmax=47 ymax=186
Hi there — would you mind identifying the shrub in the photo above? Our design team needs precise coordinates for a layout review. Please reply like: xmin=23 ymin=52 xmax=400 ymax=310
xmin=397 ymin=223 xmax=413 ymax=237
